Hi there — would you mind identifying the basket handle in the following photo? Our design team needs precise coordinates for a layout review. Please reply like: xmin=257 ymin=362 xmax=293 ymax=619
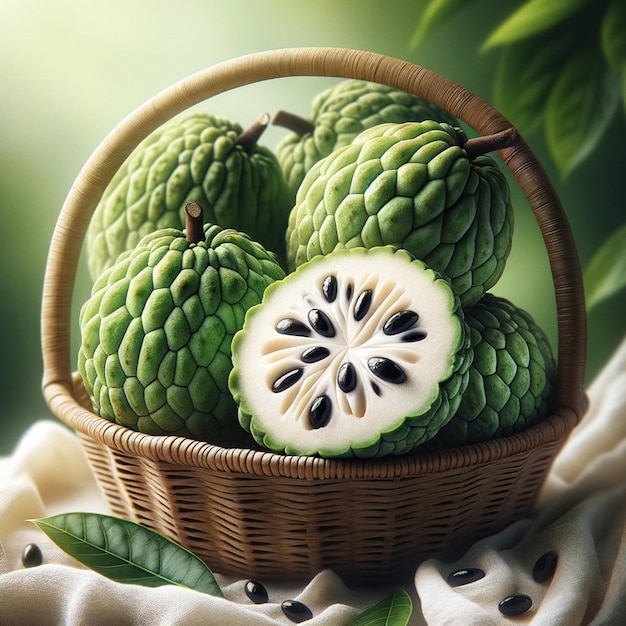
xmin=41 ymin=47 xmax=587 ymax=421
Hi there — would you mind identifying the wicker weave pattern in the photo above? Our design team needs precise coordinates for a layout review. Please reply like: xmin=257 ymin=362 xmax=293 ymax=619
xmin=41 ymin=48 xmax=587 ymax=583
xmin=76 ymin=429 xmax=565 ymax=584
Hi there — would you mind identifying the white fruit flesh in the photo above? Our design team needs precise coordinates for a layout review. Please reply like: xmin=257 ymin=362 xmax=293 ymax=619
xmin=232 ymin=248 xmax=463 ymax=456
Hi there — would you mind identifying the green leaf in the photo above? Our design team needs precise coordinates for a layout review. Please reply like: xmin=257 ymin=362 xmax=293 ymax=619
xmin=601 ymin=0 xmax=626 ymax=68
xmin=584 ymin=223 xmax=626 ymax=311
xmin=409 ymin=0 xmax=478 ymax=47
xmin=482 ymin=0 xmax=593 ymax=49
xmin=350 ymin=588 xmax=413 ymax=626
xmin=544 ymin=38 xmax=621 ymax=177
xmin=30 ymin=512 xmax=223 ymax=597
xmin=493 ymin=31 xmax=577 ymax=134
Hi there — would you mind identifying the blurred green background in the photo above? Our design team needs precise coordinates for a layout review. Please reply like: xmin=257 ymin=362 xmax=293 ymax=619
xmin=1 ymin=0 xmax=623 ymax=454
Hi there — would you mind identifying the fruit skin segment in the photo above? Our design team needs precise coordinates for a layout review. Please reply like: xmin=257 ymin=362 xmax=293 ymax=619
xmin=426 ymin=293 xmax=557 ymax=448
xmin=229 ymin=247 xmax=473 ymax=458
xmin=286 ymin=120 xmax=514 ymax=307
xmin=77 ymin=222 xmax=285 ymax=445
xmin=276 ymin=79 xmax=458 ymax=197
xmin=86 ymin=111 xmax=291 ymax=281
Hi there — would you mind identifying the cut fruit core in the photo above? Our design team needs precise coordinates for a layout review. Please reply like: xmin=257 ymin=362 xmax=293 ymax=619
xmin=233 ymin=248 xmax=463 ymax=456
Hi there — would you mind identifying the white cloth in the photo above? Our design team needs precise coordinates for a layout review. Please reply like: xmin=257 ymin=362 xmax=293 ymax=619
xmin=1 ymin=340 xmax=626 ymax=625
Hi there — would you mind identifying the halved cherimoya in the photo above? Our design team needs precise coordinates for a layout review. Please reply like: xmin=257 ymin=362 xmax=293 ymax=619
xmin=228 ymin=246 xmax=473 ymax=457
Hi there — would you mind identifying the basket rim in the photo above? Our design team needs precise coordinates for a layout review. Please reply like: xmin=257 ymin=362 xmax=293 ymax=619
xmin=45 ymin=374 xmax=584 ymax=480
xmin=41 ymin=47 xmax=588 ymax=462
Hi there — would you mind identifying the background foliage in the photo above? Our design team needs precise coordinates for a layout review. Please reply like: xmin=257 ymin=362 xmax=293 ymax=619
xmin=0 ymin=0 xmax=623 ymax=453
xmin=413 ymin=0 xmax=626 ymax=311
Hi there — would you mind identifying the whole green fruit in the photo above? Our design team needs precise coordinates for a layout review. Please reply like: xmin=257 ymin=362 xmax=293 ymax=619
xmin=427 ymin=293 xmax=557 ymax=448
xmin=78 ymin=205 xmax=286 ymax=445
xmin=229 ymin=246 xmax=472 ymax=458
xmin=275 ymin=79 xmax=458 ymax=197
xmin=286 ymin=120 xmax=514 ymax=306
xmin=86 ymin=111 xmax=291 ymax=281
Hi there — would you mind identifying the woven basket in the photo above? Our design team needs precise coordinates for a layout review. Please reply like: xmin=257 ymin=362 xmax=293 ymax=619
xmin=41 ymin=47 xmax=588 ymax=585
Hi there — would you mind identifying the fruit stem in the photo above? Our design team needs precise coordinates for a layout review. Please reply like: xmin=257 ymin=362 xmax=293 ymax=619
xmin=463 ymin=127 xmax=519 ymax=159
xmin=272 ymin=110 xmax=315 ymax=136
xmin=236 ymin=112 xmax=270 ymax=153
xmin=185 ymin=202 xmax=204 ymax=244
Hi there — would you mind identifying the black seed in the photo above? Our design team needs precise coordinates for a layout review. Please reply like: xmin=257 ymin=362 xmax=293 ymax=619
xmin=384 ymin=310 xmax=419 ymax=335
xmin=276 ymin=318 xmax=311 ymax=337
xmin=447 ymin=568 xmax=485 ymax=587
xmin=402 ymin=330 xmax=427 ymax=342
xmin=337 ymin=362 xmax=357 ymax=393
xmin=21 ymin=543 xmax=43 ymax=568
xmin=368 ymin=357 xmax=406 ymax=384
xmin=322 ymin=275 xmax=337 ymax=303
xmin=532 ymin=551 xmax=558 ymax=583
xmin=308 ymin=309 xmax=335 ymax=337
xmin=272 ymin=368 xmax=304 ymax=393
xmin=244 ymin=580 xmax=268 ymax=604
xmin=346 ymin=283 xmax=353 ymax=301
xmin=301 ymin=346 xmax=331 ymax=363
xmin=281 ymin=599 xmax=313 ymax=623
xmin=310 ymin=395 xmax=332 ymax=429
xmin=498 ymin=595 xmax=532 ymax=617
xmin=353 ymin=289 xmax=373 ymax=321
xmin=371 ymin=381 xmax=381 ymax=396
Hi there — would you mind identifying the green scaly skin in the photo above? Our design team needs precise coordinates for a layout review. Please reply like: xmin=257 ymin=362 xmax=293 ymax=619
xmin=286 ymin=120 xmax=514 ymax=307
xmin=78 ymin=220 xmax=285 ymax=445
xmin=425 ymin=293 xmax=557 ymax=448
xmin=86 ymin=111 xmax=291 ymax=281
xmin=275 ymin=79 xmax=458 ymax=198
